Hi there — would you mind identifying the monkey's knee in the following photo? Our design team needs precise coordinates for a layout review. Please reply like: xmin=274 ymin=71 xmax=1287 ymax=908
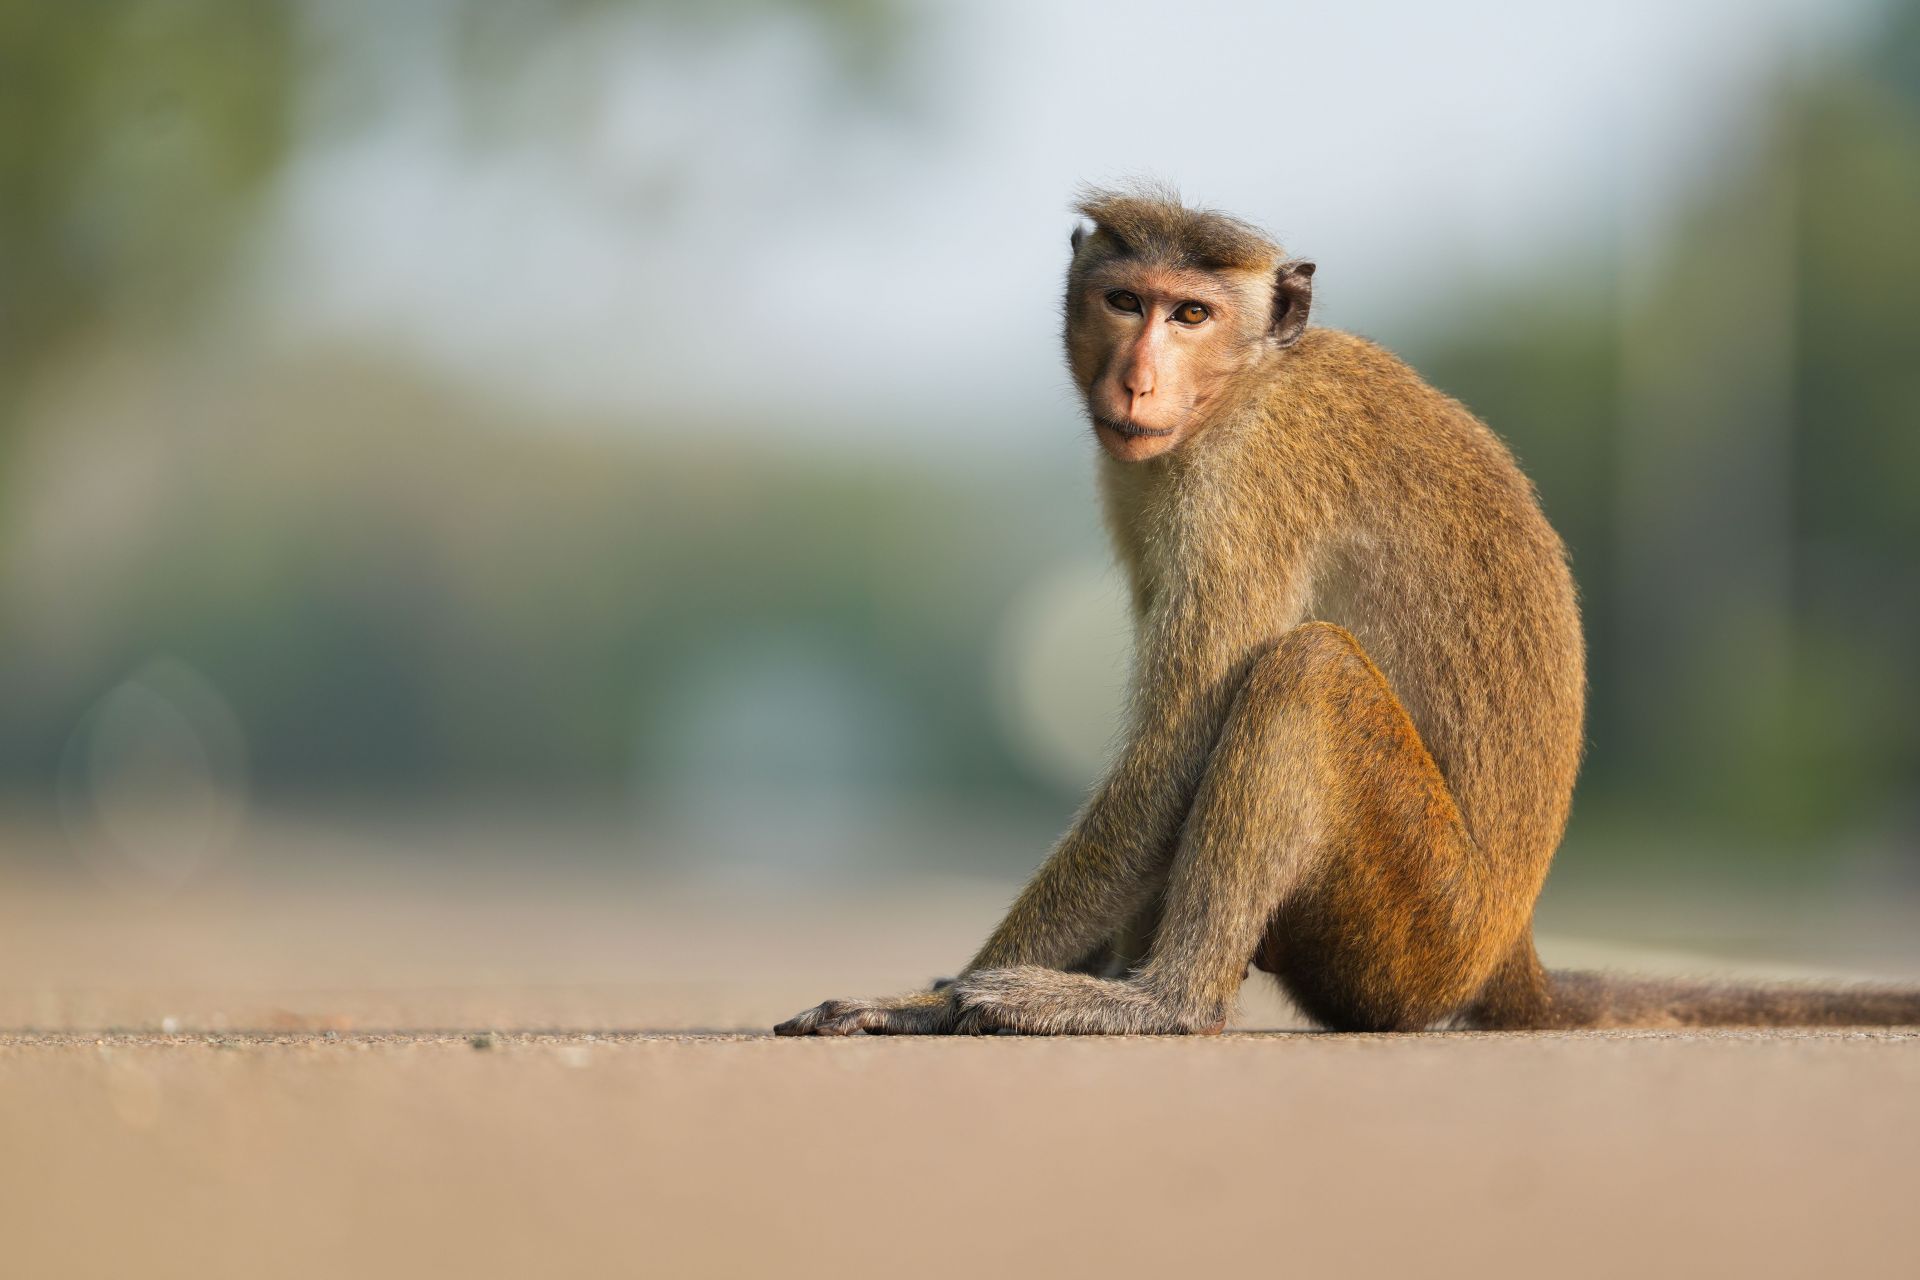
xmin=1240 ymin=622 xmax=1374 ymax=705
xmin=1277 ymin=620 xmax=1366 ymax=661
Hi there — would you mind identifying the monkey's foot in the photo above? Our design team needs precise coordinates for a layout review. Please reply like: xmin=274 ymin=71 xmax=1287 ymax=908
xmin=774 ymin=990 xmax=956 ymax=1036
xmin=949 ymin=967 xmax=1225 ymax=1036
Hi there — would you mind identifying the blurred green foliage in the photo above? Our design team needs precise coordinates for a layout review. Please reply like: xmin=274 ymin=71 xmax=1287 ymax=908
xmin=0 ymin=356 xmax=1072 ymax=803
xmin=0 ymin=0 xmax=904 ymax=429
xmin=1421 ymin=6 xmax=1920 ymax=844
xmin=0 ymin=0 xmax=1914 ymax=880
xmin=0 ymin=1 xmax=294 ymax=412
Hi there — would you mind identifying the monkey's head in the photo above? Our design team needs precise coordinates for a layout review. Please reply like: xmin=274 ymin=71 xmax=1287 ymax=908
xmin=1064 ymin=185 xmax=1314 ymax=463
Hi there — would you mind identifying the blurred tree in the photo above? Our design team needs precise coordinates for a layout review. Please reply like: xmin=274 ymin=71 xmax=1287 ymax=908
xmin=1426 ymin=0 xmax=1920 ymax=861
xmin=1782 ymin=0 xmax=1920 ymax=834
xmin=0 ymin=0 xmax=907 ymax=474
xmin=0 ymin=2 xmax=295 ymax=428
xmin=2 ymin=0 xmax=1911 ymax=877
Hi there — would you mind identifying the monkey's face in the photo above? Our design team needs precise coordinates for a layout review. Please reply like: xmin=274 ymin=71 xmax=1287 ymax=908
xmin=1067 ymin=263 xmax=1273 ymax=463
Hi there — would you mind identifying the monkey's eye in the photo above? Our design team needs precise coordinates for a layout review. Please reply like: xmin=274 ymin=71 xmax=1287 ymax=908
xmin=1105 ymin=290 xmax=1143 ymax=314
xmin=1173 ymin=302 xmax=1210 ymax=325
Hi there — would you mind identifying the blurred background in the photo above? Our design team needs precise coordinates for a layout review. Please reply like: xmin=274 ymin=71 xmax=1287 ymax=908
xmin=2 ymin=0 xmax=1918 ymax=1027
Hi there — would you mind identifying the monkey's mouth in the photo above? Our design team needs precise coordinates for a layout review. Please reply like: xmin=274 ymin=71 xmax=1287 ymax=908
xmin=1094 ymin=415 xmax=1176 ymax=440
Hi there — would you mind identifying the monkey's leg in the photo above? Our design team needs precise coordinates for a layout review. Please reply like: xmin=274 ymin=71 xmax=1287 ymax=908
xmin=950 ymin=622 xmax=1507 ymax=1035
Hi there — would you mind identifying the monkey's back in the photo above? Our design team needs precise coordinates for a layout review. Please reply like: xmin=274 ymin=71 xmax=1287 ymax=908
xmin=1255 ymin=330 xmax=1586 ymax=891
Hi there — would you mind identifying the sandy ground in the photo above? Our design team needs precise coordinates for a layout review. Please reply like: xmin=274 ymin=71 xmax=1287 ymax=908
xmin=3 ymin=830 xmax=1918 ymax=1280
xmin=6 ymin=1026 xmax=1918 ymax=1280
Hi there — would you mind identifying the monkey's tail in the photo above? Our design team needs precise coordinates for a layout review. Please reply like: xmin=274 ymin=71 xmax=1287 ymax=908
xmin=1457 ymin=938 xmax=1920 ymax=1030
xmin=1521 ymin=969 xmax=1920 ymax=1030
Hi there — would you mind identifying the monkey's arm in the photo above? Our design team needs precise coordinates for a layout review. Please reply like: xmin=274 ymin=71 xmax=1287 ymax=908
xmin=965 ymin=649 xmax=1242 ymax=972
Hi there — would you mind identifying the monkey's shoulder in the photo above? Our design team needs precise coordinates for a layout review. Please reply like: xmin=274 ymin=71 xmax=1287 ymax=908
xmin=1274 ymin=328 xmax=1518 ymax=458
xmin=1282 ymin=328 xmax=1451 ymax=405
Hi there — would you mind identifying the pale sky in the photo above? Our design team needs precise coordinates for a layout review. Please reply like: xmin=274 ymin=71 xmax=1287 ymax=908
xmin=248 ymin=0 xmax=1876 ymax=453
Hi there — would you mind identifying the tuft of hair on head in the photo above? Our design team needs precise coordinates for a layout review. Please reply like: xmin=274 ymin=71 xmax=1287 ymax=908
xmin=1073 ymin=181 xmax=1280 ymax=272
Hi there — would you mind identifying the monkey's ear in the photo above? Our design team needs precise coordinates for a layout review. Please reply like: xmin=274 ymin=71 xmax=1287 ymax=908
xmin=1272 ymin=258 xmax=1316 ymax=347
xmin=1070 ymin=223 xmax=1089 ymax=254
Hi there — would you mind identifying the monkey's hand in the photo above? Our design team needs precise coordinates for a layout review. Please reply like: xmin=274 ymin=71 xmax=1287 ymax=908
xmin=949 ymin=967 xmax=1226 ymax=1036
xmin=774 ymin=988 xmax=957 ymax=1036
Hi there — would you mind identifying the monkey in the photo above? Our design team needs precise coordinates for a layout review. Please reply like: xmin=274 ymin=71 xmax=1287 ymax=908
xmin=777 ymin=184 xmax=1920 ymax=1036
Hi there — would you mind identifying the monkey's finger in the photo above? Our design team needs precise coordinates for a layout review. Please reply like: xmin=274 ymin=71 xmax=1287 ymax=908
xmin=811 ymin=1017 xmax=862 ymax=1035
xmin=812 ymin=1008 xmax=888 ymax=1036
xmin=779 ymin=996 xmax=960 ymax=1036
xmin=830 ymin=1003 xmax=953 ymax=1035
xmin=795 ymin=1000 xmax=894 ymax=1036
xmin=774 ymin=999 xmax=854 ymax=1036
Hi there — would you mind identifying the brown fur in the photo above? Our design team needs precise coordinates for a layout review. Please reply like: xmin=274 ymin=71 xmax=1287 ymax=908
xmin=776 ymin=186 xmax=1920 ymax=1037
xmin=1074 ymin=182 xmax=1277 ymax=271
